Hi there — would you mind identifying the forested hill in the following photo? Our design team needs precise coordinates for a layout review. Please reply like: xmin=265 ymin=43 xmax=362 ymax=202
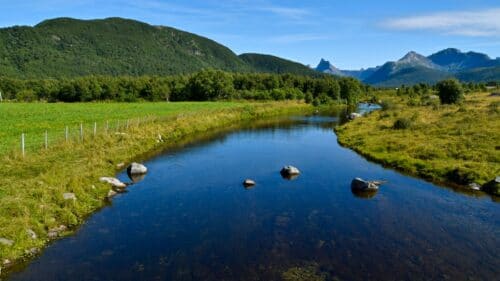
xmin=239 ymin=53 xmax=318 ymax=76
xmin=0 ymin=17 xmax=315 ymax=78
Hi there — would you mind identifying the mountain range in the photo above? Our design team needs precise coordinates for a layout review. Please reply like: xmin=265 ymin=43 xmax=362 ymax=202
xmin=0 ymin=17 xmax=498 ymax=86
xmin=0 ymin=17 xmax=315 ymax=78
xmin=316 ymin=49 xmax=500 ymax=86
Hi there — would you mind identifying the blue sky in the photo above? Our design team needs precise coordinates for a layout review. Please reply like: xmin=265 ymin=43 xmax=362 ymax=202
xmin=0 ymin=0 xmax=499 ymax=69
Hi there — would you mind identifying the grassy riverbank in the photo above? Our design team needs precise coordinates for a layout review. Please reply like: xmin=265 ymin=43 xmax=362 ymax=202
xmin=336 ymin=92 xmax=500 ymax=194
xmin=0 ymin=101 xmax=310 ymax=272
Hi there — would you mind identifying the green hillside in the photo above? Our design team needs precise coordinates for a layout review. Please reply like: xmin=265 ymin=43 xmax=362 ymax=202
xmin=239 ymin=53 xmax=319 ymax=76
xmin=0 ymin=17 xmax=252 ymax=78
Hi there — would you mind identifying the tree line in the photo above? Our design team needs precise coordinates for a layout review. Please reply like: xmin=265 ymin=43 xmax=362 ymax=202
xmin=0 ymin=69 xmax=366 ymax=105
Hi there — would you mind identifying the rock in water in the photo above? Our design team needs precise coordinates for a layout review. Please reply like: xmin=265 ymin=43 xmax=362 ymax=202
xmin=351 ymin=177 xmax=382 ymax=191
xmin=280 ymin=166 xmax=301 ymax=180
xmin=99 ymin=177 xmax=127 ymax=189
xmin=243 ymin=179 xmax=256 ymax=188
xmin=482 ymin=176 xmax=500 ymax=196
xmin=127 ymin=162 xmax=147 ymax=175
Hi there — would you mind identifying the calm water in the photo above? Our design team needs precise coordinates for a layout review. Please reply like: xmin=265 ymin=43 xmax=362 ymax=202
xmin=8 ymin=111 xmax=499 ymax=281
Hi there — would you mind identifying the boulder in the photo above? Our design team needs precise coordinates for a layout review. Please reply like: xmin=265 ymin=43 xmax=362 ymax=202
xmin=243 ymin=179 xmax=256 ymax=188
xmin=63 ymin=193 xmax=76 ymax=201
xmin=280 ymin=166 xmax=301 ymax=180
xmin=48 ymin=225 xmax=67 ymax=239
xmin=349 ymin=112 xmax=362 ymax=120
xmin=107 ymin=190 xmax=118 ymax=198
xmin=27 ymin=229 xmax=37 ymax=240
xmin=351 ymin=177 xmax=384 ymax=191
xmin=127 ymin=162 xmax=147 ymax=175
xmin=99 ymin=177 xmax=127 ymax=189
xmin=468 ymin=183 xmax=481 ymax=191
xmin=482 ymin=176 xmax=500 ymax=196
xmin=0 ymin=238 xmax=13 ymax=246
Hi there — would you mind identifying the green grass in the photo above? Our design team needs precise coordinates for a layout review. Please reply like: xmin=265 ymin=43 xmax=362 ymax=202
xmin=0 ymin=101 xmax=310 ymax=273
xmin=336 ymin=92 xmax=500 ymax=194
xmin=0 ymin=102 xmax=244 ymax=155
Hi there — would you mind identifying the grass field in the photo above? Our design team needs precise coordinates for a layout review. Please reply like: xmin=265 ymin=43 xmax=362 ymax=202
xmin=0 ymin=101 xmax=310 ymax=272
xmin=336 ymin=92 xmax=500 ymax=194
xmin=0 ymin=102 xmax=246 ymax=155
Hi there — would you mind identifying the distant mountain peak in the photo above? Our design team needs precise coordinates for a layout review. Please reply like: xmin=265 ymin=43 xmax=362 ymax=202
xmin=315 ymin=58 xmax=345 ymax=76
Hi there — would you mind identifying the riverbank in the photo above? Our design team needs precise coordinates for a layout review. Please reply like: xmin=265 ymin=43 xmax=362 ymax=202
xmin=0 ymin=101 xmax=311 ymax=273
xmin=336 ymin=92 xmax=500 ymax=196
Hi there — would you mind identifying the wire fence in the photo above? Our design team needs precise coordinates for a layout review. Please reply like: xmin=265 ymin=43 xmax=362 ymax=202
xmin=8 ymin=114 xmax=184 ymax=157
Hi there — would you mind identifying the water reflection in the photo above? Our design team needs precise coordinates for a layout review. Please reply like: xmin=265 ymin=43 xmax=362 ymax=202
xmin=351 ymin=188 xmax=378 ymax=199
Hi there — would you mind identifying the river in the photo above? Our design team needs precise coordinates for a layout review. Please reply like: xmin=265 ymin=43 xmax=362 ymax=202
xmin=8 ymin=108 xmax=499 ymax=281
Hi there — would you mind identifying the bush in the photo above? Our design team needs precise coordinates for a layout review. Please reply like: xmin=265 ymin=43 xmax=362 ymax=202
xmin=393 ymin=117 xmax=413 ymax=129
xmin=304 ymin=92 xmax=313 ymax=104
xmin=436 ymin=79 xmax=464 ymax=104
xmin=380 ymin=100 xmax=394 ymax=111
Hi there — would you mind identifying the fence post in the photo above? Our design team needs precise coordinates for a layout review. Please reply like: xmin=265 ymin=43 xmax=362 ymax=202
xmin=45 ymin=131 xmax=48 ymax=149
xmin=65 ymin=126 xmax=69 ymax=142
xmin=106 ymin=121 xmax=109 ymax=133
xmin=21 ymin=133 xmax=25 ymax=157
xmin=80 ymin=123 xmax=83 ymax=142
xmin=93 ymin=122 xmax=97 ymax=137
xmin=126 ymin=119 xmax=129 ymax=130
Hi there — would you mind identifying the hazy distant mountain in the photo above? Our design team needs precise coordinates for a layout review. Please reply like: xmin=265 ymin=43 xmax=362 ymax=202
xmin=317 ymin=48 xmax=500 ymax=86
xmin=428 ymin=48 xmax=500 ymax=72
xmin=316 ymin=59 xmax=346 ymax=76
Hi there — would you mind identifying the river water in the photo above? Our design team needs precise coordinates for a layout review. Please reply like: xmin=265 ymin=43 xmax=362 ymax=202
xmin=8 ymin=108 xmax=499 ymax=281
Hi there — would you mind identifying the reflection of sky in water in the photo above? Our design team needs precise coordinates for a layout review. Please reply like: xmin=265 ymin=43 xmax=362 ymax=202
xmin=9 ymin=116 xmax=499 ymax=281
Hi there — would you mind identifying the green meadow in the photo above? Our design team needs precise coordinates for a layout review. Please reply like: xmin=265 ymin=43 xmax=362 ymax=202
xmin=0 ymin=102 xmax=244 ymax=155
xmin=336 ymin=92 xmax=500 ymax=191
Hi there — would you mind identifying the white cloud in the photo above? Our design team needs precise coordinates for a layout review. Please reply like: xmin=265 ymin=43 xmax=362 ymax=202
xmin=382 ymin=8 xmax=500 ymax=37
xmin=260 ymin=6 xmax=310 ymax=19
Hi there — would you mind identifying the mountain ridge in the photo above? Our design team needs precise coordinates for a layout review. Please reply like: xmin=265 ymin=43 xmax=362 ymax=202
xmin=0 ymin=17 xmax=316 ymax=78
xmin=317 ymin=48 xmax=500 ymax=86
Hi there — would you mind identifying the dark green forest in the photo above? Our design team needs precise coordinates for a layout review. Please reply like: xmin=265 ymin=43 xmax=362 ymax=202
xmin=0 ymin=69 xmax=366 ymax=104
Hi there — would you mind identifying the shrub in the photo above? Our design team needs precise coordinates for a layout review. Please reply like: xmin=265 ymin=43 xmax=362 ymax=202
xmin=393 ymin=117 xmax=413 ymax=129
xmin=436 ymin=79 xmax=464 ymax=104
xmin=380 ymin=100 xmax=394 ymax=111
xmin=304 ymin=92 xmax=313 ymax=104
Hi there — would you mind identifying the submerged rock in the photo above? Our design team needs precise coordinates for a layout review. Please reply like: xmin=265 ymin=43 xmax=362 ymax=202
xmin=99 ymin=177 xmax=127 ymax=189
xmin=243 ymin=179 xmax=256 ymax=188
